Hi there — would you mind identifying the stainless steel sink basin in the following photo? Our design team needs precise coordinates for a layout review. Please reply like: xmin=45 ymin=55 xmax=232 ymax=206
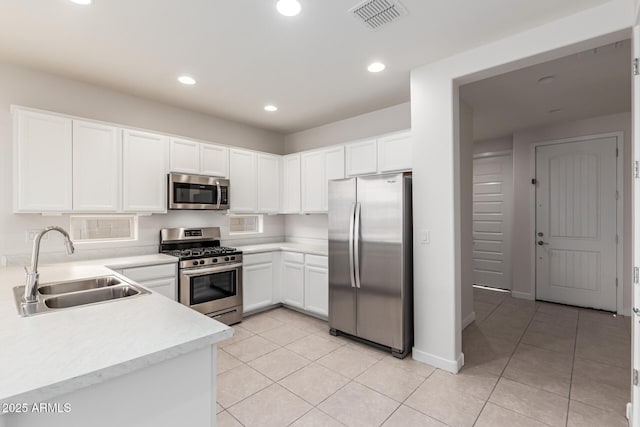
xmin=13 ymin=275 xmax=150 ymax=317
xmin=44 ymin=285 xmax=140 ymax=309
xmin=38 ymin=276 xmax=121 ymax=295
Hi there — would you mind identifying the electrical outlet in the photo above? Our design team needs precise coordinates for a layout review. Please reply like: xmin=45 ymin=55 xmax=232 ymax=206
xmin=25 ymin=230 xmax=47 ymax=242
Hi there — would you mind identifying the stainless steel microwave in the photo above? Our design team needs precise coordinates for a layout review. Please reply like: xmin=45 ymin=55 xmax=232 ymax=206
xmin=168 ymin=173 xmax=230 ymax=210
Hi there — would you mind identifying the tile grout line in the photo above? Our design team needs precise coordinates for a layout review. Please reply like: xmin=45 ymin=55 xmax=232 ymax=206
xmin=470 ymin=293 xmax=539 ymax=426
xmin=564 ymin=309 xmax=581 ymax=426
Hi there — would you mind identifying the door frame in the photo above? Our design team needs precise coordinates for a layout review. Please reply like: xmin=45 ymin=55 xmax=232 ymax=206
xmin=472 ymin=150 xmax=514 ymax=290
xmin=528 ymin=131 xmax=624 ymax=314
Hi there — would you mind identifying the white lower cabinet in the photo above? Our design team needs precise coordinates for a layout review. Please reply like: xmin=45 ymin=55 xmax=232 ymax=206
xmin=118 ymin=262 xmax=177 ymax=301
xmin=243 ymin=253 xmax=274 ymax=312
xmin=282 ymin=260 xmax=305 ymax=309
xmin=304 ymin=255 xmax=329 ymax=317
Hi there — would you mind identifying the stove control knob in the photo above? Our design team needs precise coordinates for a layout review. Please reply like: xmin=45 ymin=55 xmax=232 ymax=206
xmin=199 ymin=260 xmax=205 ymax=265
xmin=224 ymin=257 xmax=230 ymax=262
xmin=230 ymin=256 xmax=236 ymax=261
xmin=213 ymin=259 xmax=218 ymax=263
xmin=192 ymin=261 xmax=198 ymax=266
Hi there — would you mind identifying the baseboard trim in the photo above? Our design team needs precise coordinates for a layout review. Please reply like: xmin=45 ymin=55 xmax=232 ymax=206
xmin=412 ymin=347 xmax=464 ymax=373
xmin=511 ymin=291 xmax=534 ymax=300
xmin=462 ymin=311 xmax=476 ymax=329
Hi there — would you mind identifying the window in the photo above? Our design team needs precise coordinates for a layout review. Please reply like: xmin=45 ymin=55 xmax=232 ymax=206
xmin=229 ymin=215 xmax=263 ymax=235
xmin=69 ymin=215 xmax=138 ymax=242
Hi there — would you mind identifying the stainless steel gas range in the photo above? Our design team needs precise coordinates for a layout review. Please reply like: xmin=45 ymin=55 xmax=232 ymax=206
xmin=160 ymin=227 xmax=242 ymax=325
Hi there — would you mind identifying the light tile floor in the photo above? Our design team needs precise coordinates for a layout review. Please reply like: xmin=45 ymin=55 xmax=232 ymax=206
xmin=216 ymin=287 xmax=631 ymax=426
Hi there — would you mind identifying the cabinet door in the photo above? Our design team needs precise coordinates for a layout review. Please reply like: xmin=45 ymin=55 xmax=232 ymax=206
xmin=301 ymin=151 xmax=325 ymax=213
xmin=324 ymin=146 xmax=345 ymax=211
xmin=345 ymin=139 xmax=377 ymax=176
xmin=140 ymin=277 xmax=176 ymax=301
xmin=304 ymin=265 xmax=328 ymax=317
xmin=14 ymin=110 xmax=72 ymax=212
xmin=257 ymin=154 xmax=280 ymax=213
xmin=73 ymin=120 xmax=121 ymax=212
xmin=122 ymin=129 xmax=169 ymax=213
xmin=378 ymin=131 xmax=412 ymax=173
xmin=229 ymin=149 xmax=258 ymax=212
xmin=282 ymin=261 xmax=304 ymax=309
xmin=282 ymin=154 xmax=301 ymax=213
xmin=169 ymin=138 xmax=200 ymax=174
xmin=200 ymin=144 xmax=228 ymax=177
xmin=243 ymin=263 xmax=274 ymax=312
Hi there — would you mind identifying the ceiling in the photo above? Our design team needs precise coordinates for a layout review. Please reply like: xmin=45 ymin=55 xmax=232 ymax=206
xmin=0 ymin=0 xmax=614 ymax=134
xmin=460 ymin=39 xmax=632 ymax=141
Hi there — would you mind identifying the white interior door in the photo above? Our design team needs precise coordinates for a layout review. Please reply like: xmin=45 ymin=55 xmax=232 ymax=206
xmin=472 ymin=153 xmax=513 ymax=290
xmin=535 ymin=137 xmax=617 ymax=311
xmin=631 ymin=11 xmax=640 ymax=426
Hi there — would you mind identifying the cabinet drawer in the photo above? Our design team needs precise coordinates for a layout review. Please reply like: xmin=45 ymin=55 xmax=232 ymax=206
xmin=243 ymin=252 xmax=273 ymax=266
xmin=140 ymin=277 xmax=176 ymax=300
xmin=121 ymin=263 xmax=176 ymax=281
xmin=282 ymin=251 xmax=304 ymax=264
xmin=305 ymin=254 xmax=327 ymax=268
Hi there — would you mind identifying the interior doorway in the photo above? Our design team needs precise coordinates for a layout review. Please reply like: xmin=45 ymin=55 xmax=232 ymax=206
xmin=472 ymin=152 xmax=513 ymax=290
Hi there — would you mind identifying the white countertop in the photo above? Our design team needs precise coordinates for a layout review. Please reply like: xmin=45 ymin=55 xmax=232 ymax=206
xmin=0 ymin=254 xmax=233 ymax=405
xmin=235 ymin=242 xmax=328 ymax=256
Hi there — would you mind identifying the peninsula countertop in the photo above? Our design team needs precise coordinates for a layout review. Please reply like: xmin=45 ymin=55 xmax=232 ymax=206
xmin=0 ymin=254 xmax=233 ymax=406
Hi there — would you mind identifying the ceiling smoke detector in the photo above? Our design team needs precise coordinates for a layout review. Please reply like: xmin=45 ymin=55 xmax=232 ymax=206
xmin=349 ymin=0 xmax=408 ymax=30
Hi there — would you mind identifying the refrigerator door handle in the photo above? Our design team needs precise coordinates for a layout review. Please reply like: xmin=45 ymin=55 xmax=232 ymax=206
xmin=354 ymin=202 xmax=362 ymax=288
xmin=348 ymin=202 xmax=356 ymax=288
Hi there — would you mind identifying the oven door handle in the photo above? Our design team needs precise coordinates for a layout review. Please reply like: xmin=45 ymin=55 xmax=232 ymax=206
xmin=181 ymin=263 xmax=242 ymax=276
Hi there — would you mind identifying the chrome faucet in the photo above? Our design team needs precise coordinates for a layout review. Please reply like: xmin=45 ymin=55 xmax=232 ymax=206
xmin=23 ymin=226 xmax=75 ymax=303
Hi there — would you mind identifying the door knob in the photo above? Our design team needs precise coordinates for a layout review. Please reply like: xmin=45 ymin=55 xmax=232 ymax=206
xmin=537 ymin=240 xmax=549 ymax=246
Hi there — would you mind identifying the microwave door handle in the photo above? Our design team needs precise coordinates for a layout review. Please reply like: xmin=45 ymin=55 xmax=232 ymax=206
xmin=216 ymin=182 xmax=222 ymax=209
xmin=348 ymin=202 xmax=356 ymax=288
xmin=354 ymin=202 xmax=361 ymax=289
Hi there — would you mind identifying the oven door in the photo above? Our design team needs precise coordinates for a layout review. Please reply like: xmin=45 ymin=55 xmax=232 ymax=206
xmin=179 ymin=263 xmax=242 ymax=315
xmin=168 ymin=173 xmax=230 ymax=210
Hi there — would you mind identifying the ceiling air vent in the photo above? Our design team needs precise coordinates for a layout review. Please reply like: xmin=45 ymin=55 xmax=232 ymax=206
xmin=349 ymin=0 xmax=408 ymax=30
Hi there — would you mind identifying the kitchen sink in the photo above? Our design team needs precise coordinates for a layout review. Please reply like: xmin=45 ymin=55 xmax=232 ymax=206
xmin=38 ymin=276 xmax=122 ymax=295
xmin=13 ymin=275 xmax=150 ymax=317
xmin=44 ymin=285 xmax=141 ymax=309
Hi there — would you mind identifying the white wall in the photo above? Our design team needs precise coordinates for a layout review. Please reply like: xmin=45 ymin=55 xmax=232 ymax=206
xmin=474 ymin=136 xmax=513 ymax=154
xmin=410 ymin=0 xmax=632 ymax=372
xmin=511 ymin=112 xmax=632 ymax=312
xmin=284 ymin=215 xmax=328 ymax=243
xmin=284 ymin=102 xmax=410 ymax=154
xmin=459 ymin=101 xmax=474 ymax=329
xmin=0 ymin=62 xmax=285 ymax=263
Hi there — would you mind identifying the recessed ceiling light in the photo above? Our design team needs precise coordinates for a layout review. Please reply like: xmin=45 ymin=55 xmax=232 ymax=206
xmin=537 ymin=75 xmax=555 ymax=84
xmin=367 ymin=62 xmax=386 ymax=73
xmin=264 ymin=105 xmax=278 ymax=112
xmin=177 ymin=75 xmax=196 ymax=85
xmin=276 ymin=0 xmax=301 ymax=16
xmin=548 ymin=108 xmax=563 ymax=114
xmin=70 ymin=0 xmax=92 ymax=4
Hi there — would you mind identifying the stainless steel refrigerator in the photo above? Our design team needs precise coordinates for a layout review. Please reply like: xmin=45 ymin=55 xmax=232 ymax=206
xmin=328 ymin=172 xmax=413 ymax=358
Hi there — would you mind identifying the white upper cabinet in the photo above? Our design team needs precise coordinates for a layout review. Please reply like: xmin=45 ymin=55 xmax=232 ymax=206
xmin=281 ymin=154 xmax=301 ymax=213
xmin=122 ymin=129 xmax=169 ymax=213
xmin=300 ymin=146 xmax=345 ymax=213
xmin=345 ymin=138 xmax=378 ymax=176
xmin=378 ymin=131 xmax=412 ymax=173
xmin=170 ymin=138 xmax=229 ymax=177
xmin=200 ymin=144 xmax=228 ymax=177
xmin=73 ymin=120 xmax=122 ymax=212
xmin=301 ymin=151 xmax=325 ymax=213
xmin=14 ymin=110 xmax=73 ymax=212
xmin=229 ymin=149 xmax=258 ymax=212
xmin=169 ymin=138 xmax=200 ymax=174
xmin=257 ymin=154 xmax=280 ymax=213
